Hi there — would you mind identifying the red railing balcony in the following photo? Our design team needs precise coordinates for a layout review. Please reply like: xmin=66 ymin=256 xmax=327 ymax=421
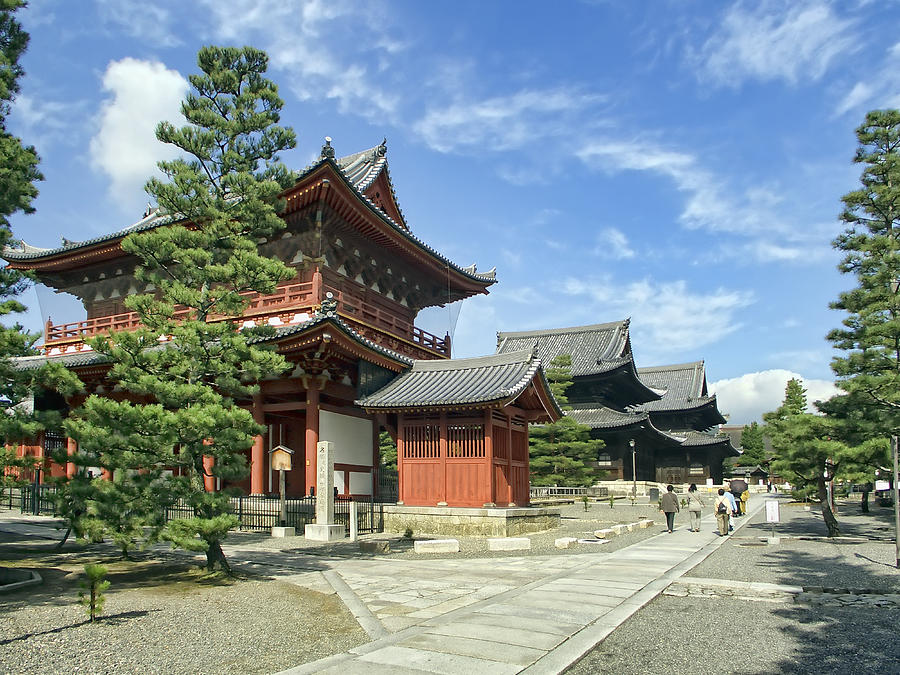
xmin=42 ymin=278 xmax=449 ymax=359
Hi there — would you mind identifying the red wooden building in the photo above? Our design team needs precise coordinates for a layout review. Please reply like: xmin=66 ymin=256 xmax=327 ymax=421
xmin=4 ymin=139 xmax=556 ymax=507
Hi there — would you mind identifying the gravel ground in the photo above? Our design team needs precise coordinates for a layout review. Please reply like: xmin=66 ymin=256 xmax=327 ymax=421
xmin=567 ymin=498 xmax=900 ymax=675
xmin=0 ymin=534 xmax=366 ymax=675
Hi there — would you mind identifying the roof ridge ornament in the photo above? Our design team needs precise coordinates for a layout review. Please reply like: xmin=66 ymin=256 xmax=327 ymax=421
xmin=375 ymin=137 xmax=387 ymax=158
xmin=321 ymin=136 xmax=335 ymax=160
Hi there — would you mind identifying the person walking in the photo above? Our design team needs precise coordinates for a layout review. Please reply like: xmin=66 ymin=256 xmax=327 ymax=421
xmin=686 ymin=483 xmax=705 ymax=532
xmin=724 ymin=489 xmax=738 ymax=530
xmin=741 ymin=489 xmax=750 ymax=516
xmin=714 ymin=488 xmax=731 ymax=536
xmin=659 ymin=484 xmax=680 ymax=533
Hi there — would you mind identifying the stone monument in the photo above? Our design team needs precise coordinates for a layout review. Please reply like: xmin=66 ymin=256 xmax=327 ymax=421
xmin=304 ymin=440 xmax=344 ymax=541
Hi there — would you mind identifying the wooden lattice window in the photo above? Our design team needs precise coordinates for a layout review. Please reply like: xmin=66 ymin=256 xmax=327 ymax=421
xmin=448 ymin=424 xmax=485 ymax=459
xmin=403 ymin=424 xmax=440 ymax=459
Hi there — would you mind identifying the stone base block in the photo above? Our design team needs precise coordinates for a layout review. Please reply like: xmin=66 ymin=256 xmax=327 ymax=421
xmin=612 ymin=524 xmax=628 ymax=535
xmin=383 ymin=505 xmax=560 ymax=537
xmin=304 ymin=524 xmax=345 ymax=542
xmin=359 ymin=540 xmax=391 ymax=554
xmin=638 ymin=519 xmax=653 ymax=528
xmin=767 ymin=536 xmax=781 ymax=545
xmin=414 ymin=539 xmax=459 ymax=553
xmin=555 ymin=537 xmax=578 ymax=549
xmin=625 ymin=523 xmax=636 ymax=532
xmin=488 ymin=537 xmax=531 ymax=551
xmin=594 ymin=529 xmax=615 ymax=539
xmin=271 ymin=526 xmax=296 ymax=538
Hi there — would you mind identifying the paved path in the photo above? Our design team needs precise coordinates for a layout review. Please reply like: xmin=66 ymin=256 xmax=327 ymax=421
xmin=0 ymin=497 xmax=770 ymax=674
xmin=275 ymin=498 xmax=768 ymax=674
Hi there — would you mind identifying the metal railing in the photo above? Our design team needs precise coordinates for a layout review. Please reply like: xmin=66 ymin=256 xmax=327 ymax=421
xmin=530 ymin=486 xmax=609 ymax=499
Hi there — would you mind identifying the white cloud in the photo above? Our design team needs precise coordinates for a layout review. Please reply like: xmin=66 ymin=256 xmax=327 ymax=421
xmin=697 ymin=1 xmax=858 ymax=87
xmin=560 ymin=276 xmax=754 ymax=358
xmin=594 ymin=227 xmax=635 ymax=259
xmin=96 ymin=0 xmax=180 ymax=48
xmin=415 ymin=88 xmax=602 ymax=154
xmin=834 ymin=42 xmax=900 ymax=117
xmin=710 ymin=369 xmax=841 ymax=424
xmin=89 ymin=58 xmax=188 ymax=215
xmin=7 ymin=94 xmax=78 ymax=151
xmin=197 ymin=0 xmax=402 ymax=120
xmin=575 ymin=137 xmax=832 ymax=263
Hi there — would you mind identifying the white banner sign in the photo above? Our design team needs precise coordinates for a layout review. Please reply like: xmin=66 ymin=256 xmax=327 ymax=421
xmin=875 ymin=480 xmax=890 ymax=491
xmin=765 ymin=500 xmax=780 ymax=523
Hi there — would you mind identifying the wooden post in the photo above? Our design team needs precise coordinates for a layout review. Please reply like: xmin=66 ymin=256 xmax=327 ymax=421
xmin=305 ymin=386 xmax=320 ymax=495
xmin=279 ymin=469 xmax=287 ymax=526
xmin=396 ymin=413 xmax=405 ymax=505
xmin=483 ymin=408 xmax=494 ymax=507
xmin=66 ymin=437 xmax=77 ymax=479
xmin=438 ymin=412 xmax=448 ymax=506
xmin=251 ymin=393 xmax=265 ymax=495
xmin=507 ymin=412 xmax=514 ymax=507
xmin=893 ymin=435 xmax=900 ymax=569
xmin=312 ymin=266 xmax=324 ymax=306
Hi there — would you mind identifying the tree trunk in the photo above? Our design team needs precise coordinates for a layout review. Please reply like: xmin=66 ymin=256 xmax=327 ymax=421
xmin=817 ymin=476 xmax=841 ymax=537
xmin=204 ymin=539 xmax=231 ymax=574
xmin=861 ymin=489 xmax=870 ymax=513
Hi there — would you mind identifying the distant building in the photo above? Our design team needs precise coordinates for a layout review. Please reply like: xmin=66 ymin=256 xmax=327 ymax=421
xmin=497 ymin=325 xmax=739 ymax=484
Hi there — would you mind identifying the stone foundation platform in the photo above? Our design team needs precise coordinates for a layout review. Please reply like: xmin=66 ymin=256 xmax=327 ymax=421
xmin=382 ymin=505 xmax=560 ymax=537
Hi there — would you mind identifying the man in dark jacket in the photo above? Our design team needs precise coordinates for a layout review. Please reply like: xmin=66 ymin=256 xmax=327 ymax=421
xmin=659 ymin=484 xmax=680 ymax=533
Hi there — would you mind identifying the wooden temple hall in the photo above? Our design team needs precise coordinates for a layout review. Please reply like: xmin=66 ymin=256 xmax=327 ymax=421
xmin=4 ymin=139 xmax=561 ymax=514
xmin=496 ymin=323 xmax=739 ymax=484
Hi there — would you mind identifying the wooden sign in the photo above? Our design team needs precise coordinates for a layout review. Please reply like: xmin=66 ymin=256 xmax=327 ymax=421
xmin=269 ymin=444 xmax=294 ymax=472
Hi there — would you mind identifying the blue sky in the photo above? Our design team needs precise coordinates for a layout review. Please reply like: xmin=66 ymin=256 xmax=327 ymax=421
xmin=7 ymin=0 xmax=899 ymax=423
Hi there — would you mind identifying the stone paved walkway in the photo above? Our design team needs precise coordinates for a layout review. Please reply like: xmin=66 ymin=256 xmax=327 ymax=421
xmin=0 ymin=498 xmax=769 ymax=674
xmin=272 ymin=498 xmax=768 ymax=674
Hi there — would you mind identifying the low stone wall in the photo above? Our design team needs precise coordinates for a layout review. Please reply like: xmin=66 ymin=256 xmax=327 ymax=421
xmin=382 ymin=505 xmax=560 ymax=537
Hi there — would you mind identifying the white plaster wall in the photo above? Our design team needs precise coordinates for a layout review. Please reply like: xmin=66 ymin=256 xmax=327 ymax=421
xmin=349 ymin=471 xmax=373 ymax=495
xmin=320 ymin=410 xmax=374 ymax=467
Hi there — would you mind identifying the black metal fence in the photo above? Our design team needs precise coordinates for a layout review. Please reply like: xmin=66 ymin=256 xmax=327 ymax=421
xmin=163 ymin=494 xmax=385 ymax=534
xmin=4 ymin=483 xmax=386 ymax=535
xmin=13 ymin=484 xmax=59 ymax=516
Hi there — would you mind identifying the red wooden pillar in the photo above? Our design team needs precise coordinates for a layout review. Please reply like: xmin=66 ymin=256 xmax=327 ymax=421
xmin=396 ymin=413 xmax=405 ymax=505
xmin=312 ymin=266 xmax=323 ymax=305
xmin=66 ymin=437 xmax=77 ymax=479
xmin=202 ymin=455 xmax=215 ymax=492
xmin=250 ymin=393 xmax=265 ymax=495
xmin=305 ymin=385 xmax=320 ymax=495
xmin=507 ymin=413 xmax=514 ymax=506
xmin=438 ymin=412 xmax=448 ymax=506
xmin=484 ymin=409 xmax=494 ymax=506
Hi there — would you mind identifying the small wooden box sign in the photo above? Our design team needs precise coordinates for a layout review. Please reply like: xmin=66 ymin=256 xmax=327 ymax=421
xmin=269 ymin=444 xmax=294 ymax=471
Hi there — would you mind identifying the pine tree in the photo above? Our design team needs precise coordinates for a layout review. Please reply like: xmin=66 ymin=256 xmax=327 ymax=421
xmin=829 ymin=110 xmax=900 ymax=419
xmin=529 ymin=355 xmax=605 ymax=487
xmin=826 ymin=110 xmax=900 ymax=539
xmin=738 ymin=421 xmax=767 ymax=466
xmin=765 ymin=380 xmax=847 ymax=536
xmin=65 ymin=46 xmax=296 ymax=572
xmin=0 ymin=1 xmax=79 ymax=487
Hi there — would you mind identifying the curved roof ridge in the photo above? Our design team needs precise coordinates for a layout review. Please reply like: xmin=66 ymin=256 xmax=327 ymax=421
xmin=497 ymin=319 xmax=629 ymax=340
xmin=637 ymin=360 xmax=705 ymax=373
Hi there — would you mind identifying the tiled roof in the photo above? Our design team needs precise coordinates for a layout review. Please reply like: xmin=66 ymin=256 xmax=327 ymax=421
xmin=632 ymin=361 xmax=720 ymax=413
xmin=678 ymin=431 xmax=740 ymax=455
xmin=566 ymin=407 xmax=650 ymax=429
xmin=356 ymin=348 xmax=560 ymax=413
xmin=3 ymin=140 xmax=496 ymax=286
xmin=12 ymin=313 xmax=413 ymax=372
xmin=496 ymin=320 xmax=635 ymax=378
